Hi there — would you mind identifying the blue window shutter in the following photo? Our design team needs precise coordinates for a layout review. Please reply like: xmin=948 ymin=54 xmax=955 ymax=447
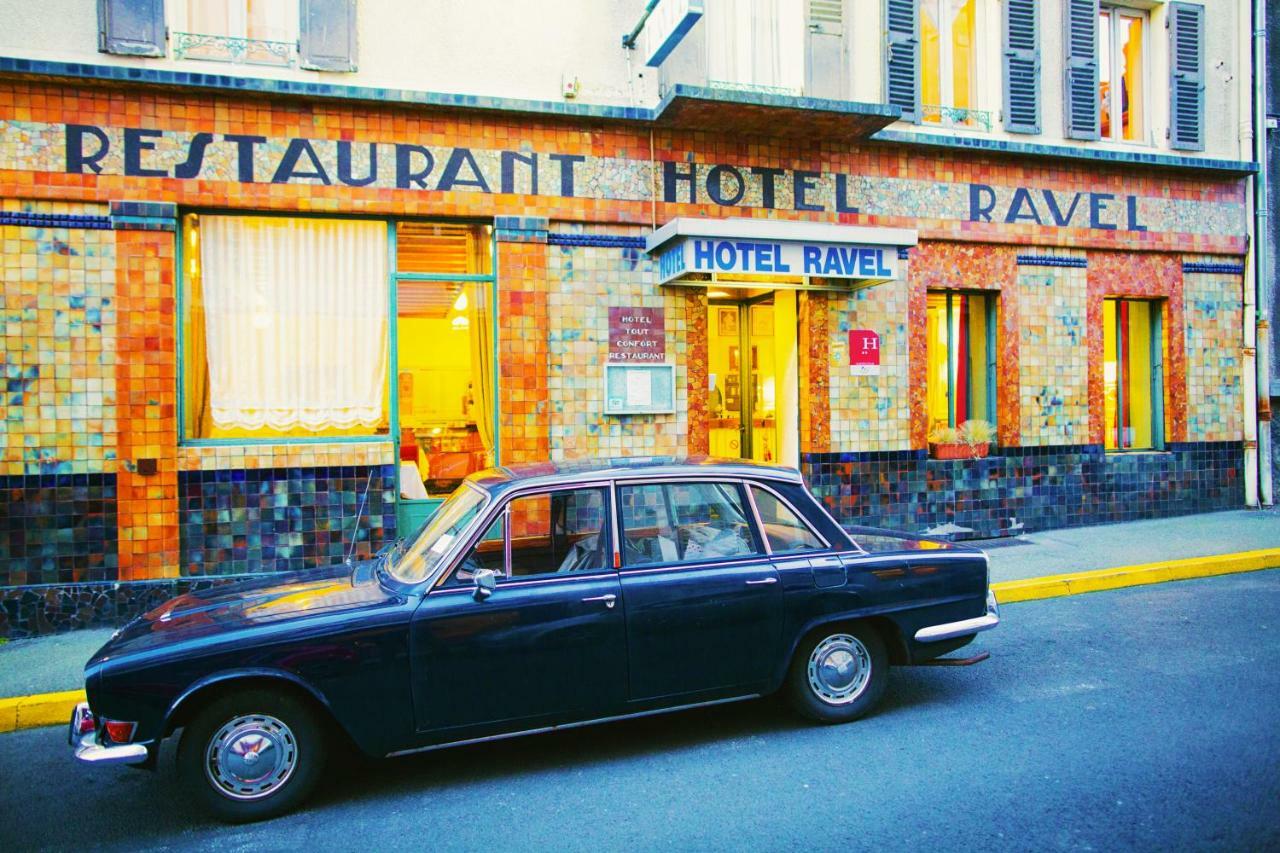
xmin=300 ymin=0 xmax=358 ymax=72
xmin=97 ymin=0 xmax=166 ymax=58
xmin=884 ymin=0 xmax=919 ymax=122
xmin=1003 ymin=0 xmax=1040 ymax=134
xmin=1063 ymin=0 xmax=1100 ymax=140
xmin=1168 ymin=2 xmax=1205 ymax=151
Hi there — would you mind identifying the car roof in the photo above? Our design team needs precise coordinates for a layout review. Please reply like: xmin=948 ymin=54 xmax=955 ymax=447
xmin=465 ymin=455 xmax=804 ymax=495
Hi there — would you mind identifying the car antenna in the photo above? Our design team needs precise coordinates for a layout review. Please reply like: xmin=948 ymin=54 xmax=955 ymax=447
xmin=345 ymin=468 xmax=374 ymax=567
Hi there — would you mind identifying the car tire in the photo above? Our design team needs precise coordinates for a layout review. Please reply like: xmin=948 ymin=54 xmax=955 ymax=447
xmin=177 ymin=687 xmax=328 ymax=823
xmin=787 ymin=623 xmax=889 ymax=724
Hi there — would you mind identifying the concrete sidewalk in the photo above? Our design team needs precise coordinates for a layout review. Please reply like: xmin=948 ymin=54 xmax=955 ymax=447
xmin=2 ymin=506 xmax=1279 ymax=718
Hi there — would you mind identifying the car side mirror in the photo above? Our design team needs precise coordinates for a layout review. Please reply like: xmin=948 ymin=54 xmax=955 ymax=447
xmin=473 ymin=568 xmax=498 ymax=602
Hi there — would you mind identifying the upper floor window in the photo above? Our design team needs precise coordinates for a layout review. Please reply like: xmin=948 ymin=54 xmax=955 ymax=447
xmin=705 ymin=0 xmax=805 ymax=94
xmin=920 ymin=0 xmax=977 ymax=126
xmin=1099 ymin=6 xmax=1146 ymax=142
xmin=177 ymin=0 xmax=297 ymax=66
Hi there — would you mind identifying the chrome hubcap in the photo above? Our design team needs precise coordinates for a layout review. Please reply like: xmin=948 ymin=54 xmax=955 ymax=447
xmin=807 ymin=634 xmax=871 ymax=705
xmin=206 ymin=713 xmax=298 ymax=801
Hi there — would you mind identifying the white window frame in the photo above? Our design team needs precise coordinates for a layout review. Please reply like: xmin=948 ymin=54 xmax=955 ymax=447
xmin=1099 ymin=4 xmax=1150 ymax=145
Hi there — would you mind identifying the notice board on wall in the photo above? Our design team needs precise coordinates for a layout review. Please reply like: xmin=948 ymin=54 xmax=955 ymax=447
xmin=605 ymin=364 xmax=675 ymax=415
xmin=605 ymin=307 xmax=674 ymax=415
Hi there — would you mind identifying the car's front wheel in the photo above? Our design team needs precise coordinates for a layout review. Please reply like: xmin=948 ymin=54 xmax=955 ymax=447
xmin=787 ymin=624 xmax=888 ymax=723
xmin=177 ymin=688 xmax=328 ymax=823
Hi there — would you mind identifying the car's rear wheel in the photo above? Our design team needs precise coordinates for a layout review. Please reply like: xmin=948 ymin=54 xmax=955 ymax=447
xmin=177 ymin=688 xmax=327 ymax=823
xmin=787 ymin=624 xmax=888 ymax=723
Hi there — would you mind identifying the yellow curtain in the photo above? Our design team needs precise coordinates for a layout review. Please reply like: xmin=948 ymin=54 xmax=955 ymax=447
xmin=183 ymin=216 xmax=213 ymax=438
xmin=951 ymin=0 xmax=975 ymax=111
xmin=926 ymin=293 xmax=949 ymax=432
xmin=468 ymin=280 xmax=494 ymax=462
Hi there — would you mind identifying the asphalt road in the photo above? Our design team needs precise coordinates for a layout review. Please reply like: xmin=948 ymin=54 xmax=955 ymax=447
xmin=2 ymin=571 xmax=1278 ymax=852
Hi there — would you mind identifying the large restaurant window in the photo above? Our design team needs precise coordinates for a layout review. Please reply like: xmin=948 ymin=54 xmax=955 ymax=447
xmin=926 ymin=291 xmax=995 ymax=432
xmin=920 ymin=0 xmax=978 ymax=125
xmin=1099 ymin=6 xmax=1146 ymax=142
xmin=1103 ymin=298 xmax=1164 ymax=451
xmin=181 ymin=214 xmax=391 ymax=440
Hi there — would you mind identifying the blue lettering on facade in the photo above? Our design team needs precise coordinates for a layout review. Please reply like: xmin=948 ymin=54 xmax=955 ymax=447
xmin=659 ymin=245 xmax=686 ymax=279
xmin=694 ymin=239 xmax=715 ymax=270
xmin=803 ymin=246 xmax=822 ymax=274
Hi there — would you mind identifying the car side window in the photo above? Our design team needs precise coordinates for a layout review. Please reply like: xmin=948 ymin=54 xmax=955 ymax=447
xmin=619 ymin=481 xmax=762 ymax=567
xmin=448 ymin=487 xmax=611 ymax=585
xmin=750 ymin=486 xmax=825 ymax=553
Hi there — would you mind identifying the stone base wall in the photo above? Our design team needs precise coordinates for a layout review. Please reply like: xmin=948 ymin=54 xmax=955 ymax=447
xmin=803 ymin=441 xmax=1243 ymax=539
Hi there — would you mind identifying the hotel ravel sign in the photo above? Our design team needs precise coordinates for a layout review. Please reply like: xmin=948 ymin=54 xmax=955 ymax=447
xmin=647 ymin=218 xmax=914 ymax=286
xmin=0 ymin=120 xmax=1246 ymax=241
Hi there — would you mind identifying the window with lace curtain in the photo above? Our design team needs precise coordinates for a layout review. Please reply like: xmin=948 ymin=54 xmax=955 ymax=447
xmin=181 ymin=214 xmax=391 ymax=440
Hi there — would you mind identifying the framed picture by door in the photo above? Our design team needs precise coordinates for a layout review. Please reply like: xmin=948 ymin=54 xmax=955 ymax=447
xmin=718 ymin=307 xmax=738 ymax=337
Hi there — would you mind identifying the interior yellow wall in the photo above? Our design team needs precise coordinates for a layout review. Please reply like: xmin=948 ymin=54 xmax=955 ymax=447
xmin=968 ymin=293 xmax=988 ymax=422
xmin=1103 ymin=299 xmax=1119 ymax=448
xmin=773 ymin=291 xmax=798 ymax=468
xmin=398 ymin=317 xmax=473 ymax=425
xmin=1127 ymin=302 xmax=1153 ymax=449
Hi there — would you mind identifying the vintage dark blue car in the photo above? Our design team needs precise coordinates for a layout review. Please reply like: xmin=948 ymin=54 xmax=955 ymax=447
xmin=69 ymin=457 xmax=998 ymax=822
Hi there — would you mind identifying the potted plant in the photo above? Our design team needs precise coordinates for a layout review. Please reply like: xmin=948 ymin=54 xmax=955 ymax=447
xmin=929 ymin=420 xmax=995 ymax=459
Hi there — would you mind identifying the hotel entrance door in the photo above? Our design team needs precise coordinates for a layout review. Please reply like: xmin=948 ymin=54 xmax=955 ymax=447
xmin=707 ymin=293 xmax=779 ymax=462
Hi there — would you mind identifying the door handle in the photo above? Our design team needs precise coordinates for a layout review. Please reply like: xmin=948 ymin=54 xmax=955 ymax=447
xmin=582 ymin=593 xmax=617 ymax=609
xmin=745 ymin=577 xmax=778 ymax=585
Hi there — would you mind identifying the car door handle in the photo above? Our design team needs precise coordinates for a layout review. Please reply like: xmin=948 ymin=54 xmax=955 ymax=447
xmin=745 ymin=577 xmax=778 ymax=585
xmin=582 ymin=593 xmax=617 ymax=608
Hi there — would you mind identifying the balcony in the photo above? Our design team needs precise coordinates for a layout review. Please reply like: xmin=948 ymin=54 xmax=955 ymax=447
xmin=919 ymin=104 xmax=993 ymax=132
xmin=172 ymin=32 xmax=295 ymax=68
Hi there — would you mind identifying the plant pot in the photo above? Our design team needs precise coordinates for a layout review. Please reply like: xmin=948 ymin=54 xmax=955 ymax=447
xmin=930 ymin=441 xmax=989 ymax=460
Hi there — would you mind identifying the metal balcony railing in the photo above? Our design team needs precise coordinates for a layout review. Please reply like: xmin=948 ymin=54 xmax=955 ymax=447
xmin=173 ymin=32 xmax=295 ymax=68
xmin=920 ymin=104 xmax=993 ymax=131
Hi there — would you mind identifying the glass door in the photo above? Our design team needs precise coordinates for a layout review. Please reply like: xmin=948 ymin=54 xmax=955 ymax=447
xmin=707 ymin=294 xmax=777 ymax=462
xmin=392 ymin=222 xmax=497 ymax=535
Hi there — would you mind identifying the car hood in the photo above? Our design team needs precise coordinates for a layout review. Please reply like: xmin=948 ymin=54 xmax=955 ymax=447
xmin=89 ymin=561 xmax=401 ymax=664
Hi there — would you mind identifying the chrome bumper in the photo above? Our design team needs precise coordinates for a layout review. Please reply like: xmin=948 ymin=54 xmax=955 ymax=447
xmin=914 ymin=589 xmax=1000 ymax=643
xmin=68 ymin=702 xmax=149 ymax=766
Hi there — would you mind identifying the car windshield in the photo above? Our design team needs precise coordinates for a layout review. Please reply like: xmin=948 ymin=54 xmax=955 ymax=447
xmin=387 ymin=484 xmax=488 ymax=584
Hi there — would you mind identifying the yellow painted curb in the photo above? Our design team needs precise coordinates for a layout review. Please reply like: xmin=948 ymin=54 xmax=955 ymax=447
xmin=0 ymin=689 xmax=86 ymax=734
xmin=992 ymin=548 xmax=1280 ymax=603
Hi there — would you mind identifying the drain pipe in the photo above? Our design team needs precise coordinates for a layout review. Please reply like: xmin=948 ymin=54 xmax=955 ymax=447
xmin=1253 ymin=0 xmax=1274 ymax=505
xmin=1240 ymin=4 xmax=1259 ymax=508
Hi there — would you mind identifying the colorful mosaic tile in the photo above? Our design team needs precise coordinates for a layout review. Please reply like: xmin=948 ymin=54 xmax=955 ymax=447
xmin=907 ymin=242 xmax=1020 ymax=448
xmin=0 ymin=80 xmax=1252 ymax=257
xmin=804 ymin=441 xmax=1243 ymax=540
xmin=827 ymin=278 xmax=911 ymax=452
xmin=1017 ymin=253 xmax=1090 ymax=446
xmin=178 ymin=441 xmax=394 ymax=471
xmin=1182 ymin=256 xmax=1244 ymax=442
xmin=1086 ymin=251 xmax=1188 ymax=445
xmin=177 ymin=464 xmax=395 ymax=577
xmin=0 ymin=473 xmax=117 ymax=587
xmin=546 ymin=224 xmax=688 ymax=460
xmin=1 ymin=199 xmax=117 ymax=477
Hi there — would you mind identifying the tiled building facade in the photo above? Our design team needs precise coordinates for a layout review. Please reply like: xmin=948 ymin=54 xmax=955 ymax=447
xmin=0 ymin=55 xmax=1255 ymax=634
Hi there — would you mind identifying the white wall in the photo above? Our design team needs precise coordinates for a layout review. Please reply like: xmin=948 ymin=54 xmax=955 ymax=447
xmin=0 ymin=0 xmax=1250 ymax=161
xmin=0 ymin=0 xmax=660 ymax=108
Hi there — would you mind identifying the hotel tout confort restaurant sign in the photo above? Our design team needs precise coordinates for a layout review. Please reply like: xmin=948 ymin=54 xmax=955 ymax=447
xmin=647 ymin=219 xmax=917 ymax=287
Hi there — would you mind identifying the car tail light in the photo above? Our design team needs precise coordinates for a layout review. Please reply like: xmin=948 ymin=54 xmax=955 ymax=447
xmin=75 ymin=711 xmax=96 ymax=736
xmin=102 ymin=720 xmax=137 ymax=744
